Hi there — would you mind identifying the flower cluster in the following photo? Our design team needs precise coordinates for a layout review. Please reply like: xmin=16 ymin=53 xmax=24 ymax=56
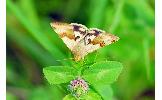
xmin=68 ymin=77 xmax=89 ymax=98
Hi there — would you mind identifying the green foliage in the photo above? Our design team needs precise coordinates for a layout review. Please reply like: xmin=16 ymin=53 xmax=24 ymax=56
xmin=43 ymin=66 xmax=76 ymax=84
xmin=92 ymin=84 xmax=113 ymax=100
xmin=82 ymin=91 xmax=102 ymax=100
xmin=27 ymin=87 xmax=52 ymax=100
xmin=43 ymin=61 xmax=123 ymax=99
xmin=63 ymin=91 xmax=102 ymax=100
xmin=63 ymin=94 xmax=76 ymax=100
xmin=83 ymin=61 xmax=123 ymax=85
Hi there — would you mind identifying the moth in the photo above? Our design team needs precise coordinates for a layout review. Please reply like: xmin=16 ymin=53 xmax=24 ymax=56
xmin=50 ymin=22 xmax=119 ymax=61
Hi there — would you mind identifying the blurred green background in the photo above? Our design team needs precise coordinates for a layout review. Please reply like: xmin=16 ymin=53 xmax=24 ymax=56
xmin=6 ymin=0 xmax=155 ymax=100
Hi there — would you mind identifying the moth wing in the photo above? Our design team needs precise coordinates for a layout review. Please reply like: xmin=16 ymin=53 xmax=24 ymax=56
xmin=72 ymin=28 xmax=119 ymax=61
xmin=91 ymin=32 xmax=119 ymax=47
xmin=50 ymin=22 xmax=87 ymax=51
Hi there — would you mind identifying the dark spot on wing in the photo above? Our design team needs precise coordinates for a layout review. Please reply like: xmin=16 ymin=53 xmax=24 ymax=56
xmin=88 ymin=39 xmax=91 ymax=44
xmin=75 ymin=36 xmax=80 ymax=41
xmin=72 ymin=25 xmax=86 ymax=35
xmin=93 ymin=29 xmax=103 ymax=36
xmin=100 ymin=42 xmax=106 ymax=47
xmin=84 ymin=33 xmax=94 ymax=45
xmin=73 ymin=25 xmax=80 ymax=31
xmin=86 ymin=33 xmax=91 ymax=36
xmin=111 ymin=39 xmax=116 ymax=43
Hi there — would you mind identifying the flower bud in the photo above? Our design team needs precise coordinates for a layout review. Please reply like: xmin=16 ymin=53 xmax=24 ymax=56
xmin=68 ymin=77 xmax=89 ymax=98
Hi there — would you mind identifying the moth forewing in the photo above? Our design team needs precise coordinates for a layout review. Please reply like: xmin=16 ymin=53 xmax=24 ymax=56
xmin=73 ymin=32 xmax=119 ymax=61
xmin=70 ymin=23 xmax=88 ymax=42
xmin=74 ymin=32 xmax=120 ymax=61
xmin=50 ymin=22 xmax=73 ymax=36
xmin=50 ymin=22 xmax=77 ymax=51
xmin=101 ymin=33 xmax=120 ymax=46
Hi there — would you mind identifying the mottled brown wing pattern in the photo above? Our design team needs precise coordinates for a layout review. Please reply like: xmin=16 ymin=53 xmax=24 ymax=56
xmin=72 ymin=28 xmax=119 ymax=61
xmin=91 ymin=30 xmax=119 ymax=47
xmin=50 ymin=22 xmax=119 ymax=61
xmin=50 ymin=22 xmax=87 ymax=51
xmin=70 ymin=23 xmax=88 ymax=42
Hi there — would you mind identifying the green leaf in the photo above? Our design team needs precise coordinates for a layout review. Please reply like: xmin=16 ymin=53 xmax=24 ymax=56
xmin=43 ymin=66 xmax=76 ymax=84
xmin=84 ymin=52 xmax=98 ymax=66
xmin=92 ymin=84 xmax=113 ymax=100
xmin=63 ymin=94 xmax=76 ymax=100
xmin=83 ymin=61 xmax=123 ymax=85
xmin=63 ymin=91 xmax=102 ymax=100
xmin=82 ymin=91 xmax=102 ymax=100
